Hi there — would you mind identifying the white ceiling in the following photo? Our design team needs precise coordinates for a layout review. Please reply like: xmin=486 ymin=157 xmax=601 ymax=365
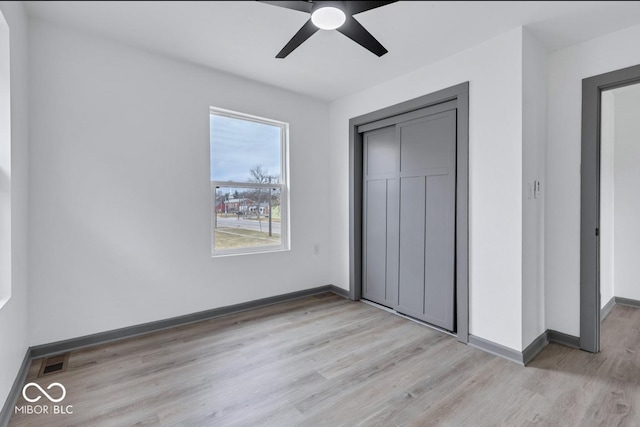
xmin=23 ymin=1 xmax=640 ymax=101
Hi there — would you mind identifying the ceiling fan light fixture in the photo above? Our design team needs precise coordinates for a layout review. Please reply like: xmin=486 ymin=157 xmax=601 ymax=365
xmin=311 ymin=7 xmax=346 ymax=30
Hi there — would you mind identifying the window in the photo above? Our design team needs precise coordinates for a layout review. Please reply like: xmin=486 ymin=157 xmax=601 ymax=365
xmin=0 ymin=9 xmax=10 ymax=309
xmin=210 ymin=107 xmax=289 ymax=256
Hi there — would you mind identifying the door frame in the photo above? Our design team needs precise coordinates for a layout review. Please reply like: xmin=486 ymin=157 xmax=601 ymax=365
xmin=580 ymin=64 xmax=640 ymax=353
xmin=348 ymin=82 xmax=469 ymax=344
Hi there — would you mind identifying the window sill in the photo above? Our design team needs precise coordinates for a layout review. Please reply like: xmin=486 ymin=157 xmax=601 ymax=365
xmin=211 ymin=247 xmax=290 ymax=258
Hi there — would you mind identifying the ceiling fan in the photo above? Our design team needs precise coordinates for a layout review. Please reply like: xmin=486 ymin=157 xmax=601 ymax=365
xmin=258 ymin=1 xmax=398 ymax=58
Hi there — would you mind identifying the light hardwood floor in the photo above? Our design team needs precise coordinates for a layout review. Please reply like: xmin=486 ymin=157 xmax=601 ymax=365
xmin=8 ymin=293 xmax=640 ymax=426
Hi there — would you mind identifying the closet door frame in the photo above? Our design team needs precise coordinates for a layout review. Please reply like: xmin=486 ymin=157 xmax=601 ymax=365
xmin=348 ymin=82 xmax=469 ymax=344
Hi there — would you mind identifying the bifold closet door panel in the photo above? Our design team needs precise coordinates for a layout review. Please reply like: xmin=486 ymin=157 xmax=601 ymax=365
xmin=362 ymin=126 xmax=399 ymax=307
xmin=396 ymin=110 xmax=456 ymax=331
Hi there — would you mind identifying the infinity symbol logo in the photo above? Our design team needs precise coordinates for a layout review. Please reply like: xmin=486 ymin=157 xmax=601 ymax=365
xmin=22 ymin=382 xmax=67 ymax=403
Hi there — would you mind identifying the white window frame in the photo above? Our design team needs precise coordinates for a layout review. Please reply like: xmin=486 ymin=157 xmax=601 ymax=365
xmin=0 ymin=9 xmax=10 ymax=309
xmin=210 ymin=107 xmax=290 ymax=256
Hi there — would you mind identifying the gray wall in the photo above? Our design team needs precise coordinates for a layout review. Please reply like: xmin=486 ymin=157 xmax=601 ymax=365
xmin=28 ymin=18 xmax=332 ymax=346
xmin=0 ymin=1 xmax=30 ymax=408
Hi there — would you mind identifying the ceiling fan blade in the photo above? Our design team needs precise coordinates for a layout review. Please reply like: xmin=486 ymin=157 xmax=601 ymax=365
xmin=257 ymin=1 xmax=314 ymax=13
xmin=276 ymin=18 xmax=319 ymax=58
xmin=336 ymin=16 xmax=388 ymax=57
xmin=345 ymin=1 xmax=398 ymax=15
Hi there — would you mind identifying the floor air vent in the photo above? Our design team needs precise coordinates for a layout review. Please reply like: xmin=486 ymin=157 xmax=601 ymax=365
xmin=38 ymin=353 xmax=70 ymax=377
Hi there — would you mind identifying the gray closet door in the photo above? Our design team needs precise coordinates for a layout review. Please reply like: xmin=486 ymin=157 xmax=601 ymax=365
xmin=363 ymin=108 xmax=456 ymax=331
xmin=362 ymin=125 xmax=399 ymax=307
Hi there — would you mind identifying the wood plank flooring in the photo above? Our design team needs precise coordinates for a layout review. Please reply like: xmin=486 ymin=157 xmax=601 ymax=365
xmin=8 ymin=293 xmax=640 ymax=426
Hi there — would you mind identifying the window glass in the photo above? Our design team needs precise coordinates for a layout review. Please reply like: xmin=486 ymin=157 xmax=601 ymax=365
xmin=210 ymin=108 xmax=288 ymax=256
xmin=210 ymin=114 xmax=281 ymax=183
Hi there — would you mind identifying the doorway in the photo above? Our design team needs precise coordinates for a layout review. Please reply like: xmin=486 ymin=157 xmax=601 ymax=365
xmin=348 ymin=83 xmax=469 ymax=343
xmin=580 ymin=64 xmax=640 ymax=353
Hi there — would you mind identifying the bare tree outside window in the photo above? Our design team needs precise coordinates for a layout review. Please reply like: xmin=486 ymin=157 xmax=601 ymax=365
xmin=248 ymin=165 xmax=280 ymax=236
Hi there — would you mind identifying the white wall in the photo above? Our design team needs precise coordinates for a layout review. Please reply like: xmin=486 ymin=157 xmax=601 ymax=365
xmin=613 ymin=85 xmax=640 ymax=301
xmin=329 ymin=28 xmax=525 ymax=351
xmin=521 ymin=29 xmax=548 ymax=348
xmin=600 ymin=90 xmax=615 ymax=308
xmin=546 ymin=23 xmax=640 ymax=335
xmin=28 ymin=19 xmax=331 ymax=346
xmin=0 ymin=0 xmax=29 ymax=409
